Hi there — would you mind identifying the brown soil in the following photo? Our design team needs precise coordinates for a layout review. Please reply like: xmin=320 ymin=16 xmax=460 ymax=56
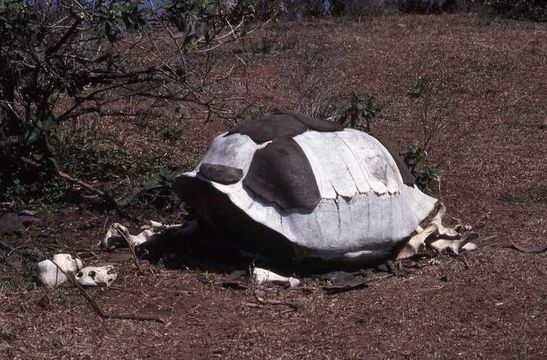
xmin=1 ymin=14 xmax=546 ymax=359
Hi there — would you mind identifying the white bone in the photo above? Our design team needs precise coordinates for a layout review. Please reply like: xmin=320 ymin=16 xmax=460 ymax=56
xmin=75 ymin=265 xmax=117 ymax=287
xmin=396 ymin=203 xmax=468 ymax=259
xmin=253 ymin=267 xmax=300 ymax=288
xmin=52 ymin=254 xmax=83 ymax=273
xmin=100 ymin=223 xmax=156 ymax=249
xmin=462 ymin=242 xmax=477 ymax=252
xmin=430 ymin=203 xmax=459 ymax=238
xmin=429 ymin=235 xmax=478 ymax=254
xmin=430 ymin=240 xmax=477 ymax=254
xmin=144 ymin=220 xmax=182 ymax=230
xmin=148 ymin=220 xmax=163 ymax=228
xmin=37 ymin=260 xmax=66 ymax=287
xmin=100 ymin=223 xmax=125 ymax=249
xmin=396 ymin=224 xmax=437 ymax=260
xmin=129 ymin=229 xmax=155 ymax=246
xmin=37 ymin=254 xmax=83 ymax=287
xmin=429 ymin=239 xmax=465 ymax=254
xmin=147 ymin=220 xmax=182 ymax=230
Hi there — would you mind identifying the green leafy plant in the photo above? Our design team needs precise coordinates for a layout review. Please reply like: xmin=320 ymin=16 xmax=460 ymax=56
xmin=0 ymin=0 xmax=259 ymax=209
xmin=240 ymin=105 xmax=271 ymax=122
xmin=403 ymin=142 xmax=440 ymax=192
xmin=141 ymin=167 xmax=185 ymax=210
xmin=337 ymin=93 xmax=382 ymax=132
xmin=166 ymin=0 xmax=256 ymax=43
xmin=161 ymin=128 xmax=185 ymax=143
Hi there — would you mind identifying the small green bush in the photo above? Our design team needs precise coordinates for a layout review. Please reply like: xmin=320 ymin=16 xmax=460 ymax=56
xmin=140 ymin=167 xmax=187 ymax=210
xmin=403 ymin=142 xmax=440 ymax=192
xmin=0 ymin=0 xmax=259 ymax=210
xmin=240 ymin=105 xmax=271 ymax=122
xmin=337 ymin=93 xmax=382 ymax=133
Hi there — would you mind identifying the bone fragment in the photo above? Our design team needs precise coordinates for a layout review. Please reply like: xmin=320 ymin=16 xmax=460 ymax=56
xmin=462 ymin=242 xmax=478 ymax=251
xmin=253 ymin=267 xmax=300 ymax=288
xmin=430 ymin=203 xmax=459 ymax=238
xmin=101 ymin=223 xmax=155 ymax=249
xmin=101 ymin=221 xmax=185 ymax=249
xmin=396 ymin=224 xmax=438 ymax=260
xmin=75 ymin=265 xmax=117 ymax=287
xmin=396 ymin=203 xmax=470 ymax=260
xmin=144 ymin=220 xmax=183 ymax=230
xmin=37 ymin=254 xmax=83 ymax=287
xmin=430 ymin=239 xmax=466 ymax=255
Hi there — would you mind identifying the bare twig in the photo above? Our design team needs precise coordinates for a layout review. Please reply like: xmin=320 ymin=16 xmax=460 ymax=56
xmin=510 ymin=242 xmax=547 ymax=254
xmin=112 ymin=223 xmax=144 ymax=275
xmin=51 ymin=262 xmax=165 ymax=324
xmin=20 ymin=156 xmax=128 ymax=217
xmin=0 ymin=241 xmax=14 ymax=252
xmin=253 ymin=291 xmax=298 ymax=311
xmin=460 ymin=254 xmax=471 ymax=269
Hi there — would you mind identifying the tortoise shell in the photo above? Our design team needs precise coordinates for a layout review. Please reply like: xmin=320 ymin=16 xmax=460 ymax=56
xmin=175 ymin=112 xmax=437 ymax=262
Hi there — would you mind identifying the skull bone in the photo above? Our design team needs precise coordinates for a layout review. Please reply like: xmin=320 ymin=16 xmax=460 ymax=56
xmin=75 ymin=265 xmax=117 ymax=287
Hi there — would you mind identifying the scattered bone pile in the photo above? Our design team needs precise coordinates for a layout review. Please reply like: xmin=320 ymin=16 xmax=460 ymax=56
xmin=37 ymin=254 xmax=116 ymax=288
xmin=396 ymin=203 xmax=477 ymax=260
xmin=100 ymin=221 xmax=182 ymax=249
xmin=37 ymin=209 xmax=477 ymax=288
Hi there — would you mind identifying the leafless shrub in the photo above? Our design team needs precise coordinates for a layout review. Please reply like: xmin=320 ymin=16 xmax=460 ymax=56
xmin=288 ymin=47 xmax=343 ymax=119
xmin=406 ymin=76 xmax=481 ymax=169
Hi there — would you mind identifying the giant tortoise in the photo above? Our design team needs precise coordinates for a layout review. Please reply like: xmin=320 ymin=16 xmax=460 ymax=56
xmin=174 ymin=112 xmax=441 ymax=264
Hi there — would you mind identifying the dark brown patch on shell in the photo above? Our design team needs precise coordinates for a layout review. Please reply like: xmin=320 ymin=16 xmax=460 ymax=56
xmin=287 ymin=112 xmax=344 ymax=132
xmin=199 ymin=163 xmax=244 ymax=185
xmin=229 ymin=112 xmax=343 ymax=144
xmin=243 ymin=138 xmax=321 ymax=212
xmin=174 ymin=174 xmax=299 ymax=266
xmin=228 ymin=113 xmax=308 ymax=144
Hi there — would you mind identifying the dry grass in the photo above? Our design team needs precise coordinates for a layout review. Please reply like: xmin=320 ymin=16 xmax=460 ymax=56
xmin=1 ymin=13 xmax=546 ymax=359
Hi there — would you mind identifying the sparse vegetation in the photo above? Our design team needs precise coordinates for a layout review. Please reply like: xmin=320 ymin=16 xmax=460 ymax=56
xmin=337 ymin=93 xmax=382 ymax=132
xmin=0 ymin=0 xmax=258 ymax=210
xmin=0 ymin=243 xmax=52 ymax=291
xmin=140 ymin=167 xmax=188 ymax=210
xmin=240 ymin=105 xmax=271 ymax=122
xmin=403 ymin=141 xmax=440 ymax=192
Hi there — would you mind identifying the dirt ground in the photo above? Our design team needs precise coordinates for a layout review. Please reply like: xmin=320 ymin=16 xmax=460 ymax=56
xmin=1 ymin=13 xmax=546 ymax=359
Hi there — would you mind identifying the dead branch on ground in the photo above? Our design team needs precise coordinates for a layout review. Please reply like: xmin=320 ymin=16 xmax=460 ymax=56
xmin=112 ymin=223 xmax=144 ymax=275
xmin=51 ymin=262 xmax=165 ymax=324
xmin=20 ymin=156 xmax=129 ymax=218
xmin=253 ymin=291 xmax=299 ymax=311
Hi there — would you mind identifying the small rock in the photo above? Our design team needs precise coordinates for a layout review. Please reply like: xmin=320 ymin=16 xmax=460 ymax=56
xmin=0 ymin=212 xmax=39 ymax=234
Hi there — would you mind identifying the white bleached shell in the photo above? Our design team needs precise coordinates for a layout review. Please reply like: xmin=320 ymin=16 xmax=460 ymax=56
xmin=175 ymin=114 xmax=438 ymax=262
